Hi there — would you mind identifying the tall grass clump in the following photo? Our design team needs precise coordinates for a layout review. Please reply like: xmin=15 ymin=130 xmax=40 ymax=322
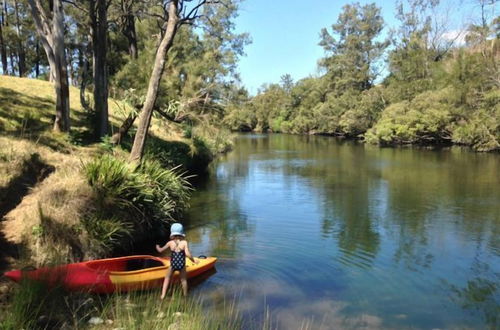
xmin=83 ymin=155 xmax=191 ymax=253
xmin=0 ymin=278 xmax=101 ymax=330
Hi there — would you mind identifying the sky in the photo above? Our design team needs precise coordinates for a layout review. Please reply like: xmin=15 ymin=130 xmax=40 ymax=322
xmin=233 ymin=0 xmax=496 ymax=94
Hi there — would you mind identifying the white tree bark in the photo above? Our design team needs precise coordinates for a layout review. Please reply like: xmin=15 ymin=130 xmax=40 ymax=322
xmin=27 ymin=0 xmax=70 ymax=132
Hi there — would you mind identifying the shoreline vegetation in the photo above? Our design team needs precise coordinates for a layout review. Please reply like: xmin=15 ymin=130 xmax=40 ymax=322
xmin=224 ymin=3 xmax=499 ymax=152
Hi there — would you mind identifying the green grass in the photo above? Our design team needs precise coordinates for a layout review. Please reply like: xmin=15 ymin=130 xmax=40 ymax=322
xmin=0 ymin=280 xmax=241 ymax=330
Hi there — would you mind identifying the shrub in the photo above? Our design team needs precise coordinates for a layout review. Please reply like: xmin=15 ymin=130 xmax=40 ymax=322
xmin=451 ymin=107 xmax=500 ymax=152
xmin=365 ymin=89 xmax=453 ymax=145
xmin=83 ymin=155 xmax=191 ymax=252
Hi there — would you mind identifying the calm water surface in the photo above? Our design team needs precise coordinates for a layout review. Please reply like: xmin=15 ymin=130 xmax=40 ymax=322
xmin=184 ymin=134 xmax=500 ymax=329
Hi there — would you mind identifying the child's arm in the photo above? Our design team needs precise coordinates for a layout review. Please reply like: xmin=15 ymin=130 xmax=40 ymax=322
xmin=184 ymin=242 xmax=198 ymax=264
xmin=156 ymin=241 xmax=170 ymax=253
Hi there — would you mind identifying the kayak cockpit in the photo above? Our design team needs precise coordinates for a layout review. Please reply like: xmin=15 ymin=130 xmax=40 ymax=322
xmin=85 ymin=255 xmax=167 ymax=273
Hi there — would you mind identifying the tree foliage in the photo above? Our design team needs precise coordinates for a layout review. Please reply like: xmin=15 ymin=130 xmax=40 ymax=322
xmin=225 ymin=0 xmax=500 ymax=152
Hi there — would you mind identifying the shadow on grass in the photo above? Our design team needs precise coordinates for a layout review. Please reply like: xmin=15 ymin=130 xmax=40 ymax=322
xmin=0 ymin=87 xmax=110 ymax=150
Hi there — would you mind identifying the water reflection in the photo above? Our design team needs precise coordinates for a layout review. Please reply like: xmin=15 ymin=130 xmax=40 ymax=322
xmin=185 ymin=134 xmax=500 ymax=329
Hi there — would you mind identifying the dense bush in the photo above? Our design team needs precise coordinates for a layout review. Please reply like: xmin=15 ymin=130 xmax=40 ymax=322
xmin=365 ymin=89 xmax=453 ymax=145
xmin=451 ymin=90 xmax=500 ymax=151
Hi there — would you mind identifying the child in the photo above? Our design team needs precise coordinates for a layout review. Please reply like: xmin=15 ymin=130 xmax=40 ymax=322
xmin=156 ymin=222 xmax=198 ymax=298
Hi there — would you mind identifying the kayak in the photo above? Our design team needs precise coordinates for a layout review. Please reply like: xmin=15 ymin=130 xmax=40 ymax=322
xmin=3 ymin=255 xmax=217 ymax=294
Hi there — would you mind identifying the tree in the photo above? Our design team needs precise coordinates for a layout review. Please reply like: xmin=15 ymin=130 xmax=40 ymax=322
xmin=28 ymin=0 xmax=70 ymax=132
xmin=385 ymin=0 xmax=442 ymax=101
xmin=129 ymin=0 xmax=231 ymax=162
xmin=89 ymin=0 xmax=110 ymax=138
xmin=0 ymin=1 xmax=7 ymax=74
xmin=129 ymin=0 xmax=181 ymax=162
xmin=319 ymin=2 xmax=387 ymax=93
xmin=117 ymin=0 xmax=139 ymax=59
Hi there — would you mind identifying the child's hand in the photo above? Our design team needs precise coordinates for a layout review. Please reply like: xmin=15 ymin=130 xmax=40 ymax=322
xmin=155 ymin=244 xmax=162 ymax=253
xmin=194 ymin=259 xmax=200 ymax=264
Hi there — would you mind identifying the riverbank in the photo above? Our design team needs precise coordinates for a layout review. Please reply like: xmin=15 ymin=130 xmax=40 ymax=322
xmin=0 ymin=76 xmax=234 ymax=328
xmin=224 ymin=39 xmax=499 ymax=152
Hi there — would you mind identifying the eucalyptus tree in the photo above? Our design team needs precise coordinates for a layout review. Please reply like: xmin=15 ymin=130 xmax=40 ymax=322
xmin=28 ymin=0 xmax=70 ymax=132
xmin=385 ymin=0 xmax=442 ymax=101
xmin=319 ymin=2 xmax=388 ymax=94
xmin=129 ymin=0 xmax=244 ymax=162
xmin=89 ymin=0 xmax=111 ymax=138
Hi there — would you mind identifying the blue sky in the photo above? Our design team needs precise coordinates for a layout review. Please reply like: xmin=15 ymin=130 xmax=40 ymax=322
xmin=233 ymin=0 xmax=495 ymax=94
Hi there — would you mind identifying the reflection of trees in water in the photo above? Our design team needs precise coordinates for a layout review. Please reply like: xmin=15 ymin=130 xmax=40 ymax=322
xmin=183 ymin=153 xmax=255 ymax=259
xmin=448 ymin=239 xmax=499 ymax=328
xmin=244 ymin=134 xmax=499 ymax=274
xmin=270 ymin=136 xmax=382 ymax=267
xmin=376 ymin=147 xmax=500 ymax=270
xmin=451 ymin=276 xmax=498 ymax=327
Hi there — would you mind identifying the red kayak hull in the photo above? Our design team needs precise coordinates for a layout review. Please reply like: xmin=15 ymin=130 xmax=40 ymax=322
xmin=4 ymin=255 xmax=217 ymax=294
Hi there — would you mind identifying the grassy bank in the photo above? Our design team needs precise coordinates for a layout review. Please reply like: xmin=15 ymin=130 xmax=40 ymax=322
xmin=0 ymin=76 xmax=235 ymax=328
xmin=0 ymin=279 xmax=241 ymax=330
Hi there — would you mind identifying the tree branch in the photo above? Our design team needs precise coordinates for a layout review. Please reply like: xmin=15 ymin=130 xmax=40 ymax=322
xmin=63 ymin=0 xmax=89 ymax=14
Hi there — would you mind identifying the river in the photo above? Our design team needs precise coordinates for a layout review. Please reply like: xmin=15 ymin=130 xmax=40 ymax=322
xmin=183 ymin=134 xmax=499 ymax=329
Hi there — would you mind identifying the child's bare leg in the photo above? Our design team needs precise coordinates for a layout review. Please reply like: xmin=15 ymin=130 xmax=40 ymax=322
xmin=161 ymin=268 xmax=173 ymax=300
xmin=180 ymin=268 xmax=188 ymax=296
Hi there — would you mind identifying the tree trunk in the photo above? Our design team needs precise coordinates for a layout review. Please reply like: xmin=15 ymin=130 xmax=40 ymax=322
xmin=129 ymin=0 xmax=179 ymax=162
xmin=28 ymin=0 xmax=70 ymax=132
xmin=78 ymin=45 xmax=91 ymax=111
xmin=111 ymin=112 xmax=137 ymax=144
xmin=14 ymin=0 xmax=25 ymax=77
xmin=0 ymin=10 xmax=7 ymax=74
xmin=52 ymin=0 xmax=70 ymax=131
xmin=35 ymin=41 xmax=40 ymax=77
xmin=90 ymin=0 xmax=109 ymax=138
xmin=120 ymin=0 xmax=138 ymax=59
xmin=124 ymin=13 xmax=138 ymax=59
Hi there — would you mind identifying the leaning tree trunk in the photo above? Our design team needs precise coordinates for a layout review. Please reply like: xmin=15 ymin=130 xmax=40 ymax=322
xmin=129 ymin=0 xmax=179 ymax=162
xmin=111 ymin=112 xmax=137 ymax=144
xmin=90 ymin=0 xmax=109 ymax=138
xmin=28 ymin=0 xmax=70 ymax=132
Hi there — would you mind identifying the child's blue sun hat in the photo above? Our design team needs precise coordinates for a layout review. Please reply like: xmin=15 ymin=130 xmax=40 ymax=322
xmin=170 ymin=223 xmax=185 ymax=237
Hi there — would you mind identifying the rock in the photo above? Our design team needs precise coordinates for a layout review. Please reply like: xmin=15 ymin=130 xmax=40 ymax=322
xmin=88 ymin=317 xmax=104 ymax=325
xmin=106 ymin=319 xmax=114 ymax=325
xmin=0 ymin=285 xmax=9 ymax=295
